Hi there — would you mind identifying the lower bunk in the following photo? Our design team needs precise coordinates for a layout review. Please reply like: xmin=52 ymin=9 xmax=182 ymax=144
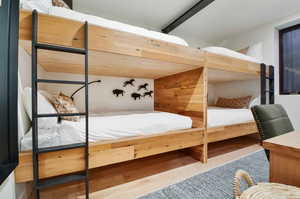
xmin=208 ymin=122 xmax=258 ymax=143
xmin=15 ymin=120 xmax=257 ymax=184
xmin=206 ymin=106 xmax=258 ymax=143
xmin=15 ymin=127 xmax=205 ymax=183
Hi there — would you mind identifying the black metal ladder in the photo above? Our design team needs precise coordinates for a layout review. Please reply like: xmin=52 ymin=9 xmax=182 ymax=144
xmin=261 ymin=63 xmax=275 ymax=105
xmin=31 ymin=10 xmax=89 ymax=199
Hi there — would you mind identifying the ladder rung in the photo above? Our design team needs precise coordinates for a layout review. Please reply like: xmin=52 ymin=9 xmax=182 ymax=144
xmin=36 ymin=173 xmax=86 ymax=190
xmin=38 ymin=143 xmax=86 ymax=153
xmin=37 ymin=79 xmax=85 ymax=85
xmin=35 ymin=43 xmax=86 ymax=55
xmin=37 ymin=113 xmax=86 ymax=118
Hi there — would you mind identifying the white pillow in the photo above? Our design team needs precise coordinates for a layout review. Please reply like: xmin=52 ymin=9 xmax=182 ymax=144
xmin=249 ymin=96 xmax=260 ymax=108
xmin=34 ymin=0 xmax=52 ymax=9
xmin=22 ymin=0 xmax=52 ymax=13
xmin=18 ymin=74 xmax=31 ymax=141
xmin=247 ymin=42 xmax=263 ymax=62
xmin=22 ymin=87 xmax=58 ymax=129
xmin=49 ymin=6 xmax=85 ymax=22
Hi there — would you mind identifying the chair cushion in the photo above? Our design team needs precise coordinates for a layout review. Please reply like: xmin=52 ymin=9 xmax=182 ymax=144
xmin=251 ymin=104 xmax=294 ymax=140
xmin=240 ymin=183 xmax=300 ymax=199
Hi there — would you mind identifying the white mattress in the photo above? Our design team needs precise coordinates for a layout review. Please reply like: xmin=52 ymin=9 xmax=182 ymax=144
xmin=21 ymin=3 xmax=188 ymax=46
xmin=207 ymin=106 xmax=254 ymax=128
xmin=20 ymin=111 xmax=192 ymax=151
xmin=202 ymin=47 xmax=260 ymax=63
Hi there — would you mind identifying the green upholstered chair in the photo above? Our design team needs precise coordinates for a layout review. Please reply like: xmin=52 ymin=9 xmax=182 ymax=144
xmin=251 ymin=104 xmax=294 ymax=159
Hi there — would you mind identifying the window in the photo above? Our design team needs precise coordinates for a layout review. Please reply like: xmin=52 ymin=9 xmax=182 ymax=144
xmin=0 ymin=0 xmax=19 ymax=185
xmin=279 ymin=24 xmax=300 ymax=94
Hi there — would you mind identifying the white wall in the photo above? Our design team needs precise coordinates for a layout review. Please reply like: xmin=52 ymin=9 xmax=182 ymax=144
xmin=213 ymin=80 xmax=260 ymax=104
xmin=19 ymin=47 xmax=154 ymax=114
xmin=42 ymin=72 xmax=154 ymax=113
xmin=207 ymin=84 xmax=216 ymax=105
xmin=217 ymin=12 xmax=300 ymax=129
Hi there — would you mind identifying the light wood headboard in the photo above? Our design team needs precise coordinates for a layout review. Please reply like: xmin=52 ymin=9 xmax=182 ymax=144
xmin=154 ymin=68 xmax=207 ymax=128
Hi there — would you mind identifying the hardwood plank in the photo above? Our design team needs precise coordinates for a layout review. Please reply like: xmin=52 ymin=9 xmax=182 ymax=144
xmin=263 ymin=131 xmax=300 ymax=158
xmin=154 ymin=68 xmax=207 ymax=128
xmin=19 ymin=10 xmax=206 ymax=80
xmin=205 ymin=51 xmax=261 ymax=75
xmin=33 ymin=138 xmax=260 ymax=199
xmin=89 ymin=146 xmax=135 ymax=168
xmin=19 ymin=10 xmax=261 ymax=79
xmin=208 ymin=68 xmax=259 ymax=83
xmin=263 ymin=131 xmax=300 ymax=187
xmin=15 ymin=128 xmax=204 ymax=183
xmin=207 ymin=122 xmax=258 ymax=143
xmin=269 ymin=151 xmax=300 ymax=187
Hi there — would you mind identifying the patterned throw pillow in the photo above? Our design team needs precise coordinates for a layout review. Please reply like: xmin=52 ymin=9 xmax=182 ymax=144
xmin=216 ymin=96 xmax=252 ymax=109
xmin=52 ymin=0 xmax=70 ymax=9
xmin=51 ymin=92 xmax=80 ymax=122
xmin=237 ymin=47 xmax=249 ymax=55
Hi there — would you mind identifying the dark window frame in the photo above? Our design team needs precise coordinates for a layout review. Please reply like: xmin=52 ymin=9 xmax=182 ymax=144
xmin=0 ymin=0 xmax=19 ymax=185
xmin=279 ymin=23 xmax=300 ymax=95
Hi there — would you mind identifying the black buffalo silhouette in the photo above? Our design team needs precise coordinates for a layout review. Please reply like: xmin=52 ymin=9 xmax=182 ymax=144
xmin=143 ymin=91 xmax=153 ymax=97
xmin=138 ymin=83 xmax=149 ymax=91
xmin=131 ymin=93 xmax=142 ymax=100
xmin=113 ymin=89 xmax=125 ymax=97
xmin=123 ymin=79 xmax=135 ymax=87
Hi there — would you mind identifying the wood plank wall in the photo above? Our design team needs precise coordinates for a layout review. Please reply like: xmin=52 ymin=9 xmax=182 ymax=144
xmin=154 ymin=68 xmax=207 ymax=128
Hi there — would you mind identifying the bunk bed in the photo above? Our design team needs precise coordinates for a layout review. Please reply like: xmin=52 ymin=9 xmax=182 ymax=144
xmin=15 ymin=10 xmax=274 ymax=188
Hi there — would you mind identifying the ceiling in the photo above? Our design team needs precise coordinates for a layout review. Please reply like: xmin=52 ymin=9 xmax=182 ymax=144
xmin=74 ymin=0 xmax=300 ymax=44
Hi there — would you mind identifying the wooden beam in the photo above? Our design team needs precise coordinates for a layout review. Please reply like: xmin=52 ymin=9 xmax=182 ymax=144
xmin=207 ymin=122 xmax=258 ymax=143
xmin=162 ymin=0 xmax=215 ymax=34
xmin=19 ymin=10 xmax=261 ymax=78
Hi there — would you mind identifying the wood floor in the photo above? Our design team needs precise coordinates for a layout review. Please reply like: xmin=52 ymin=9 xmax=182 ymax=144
xmin=30 ymin=135 xmax=260 ymax=199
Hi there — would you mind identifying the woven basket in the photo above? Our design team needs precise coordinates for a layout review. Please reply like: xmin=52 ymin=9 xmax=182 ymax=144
xmin=234 ymin=170 xmax=300 ymax=199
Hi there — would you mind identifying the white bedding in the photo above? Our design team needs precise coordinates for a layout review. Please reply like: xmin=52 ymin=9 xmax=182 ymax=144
xmin=207 ymin=106 xmax=254 ymax=128
xmin=20 ymin=111 xmax=192 ymax=151
xmin=21 ymin=2 xmax=188 ymax=46
xmin=202 ymin=47 xmax=260 ymax=63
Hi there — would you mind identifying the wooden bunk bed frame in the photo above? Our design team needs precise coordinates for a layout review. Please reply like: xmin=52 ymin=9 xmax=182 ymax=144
xmin=16 ymin=10 xmax=266 ymax=183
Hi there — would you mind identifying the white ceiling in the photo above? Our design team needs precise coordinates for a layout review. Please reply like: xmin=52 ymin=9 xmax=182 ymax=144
xmin=74 ymin=0 xmax=300 ymax=44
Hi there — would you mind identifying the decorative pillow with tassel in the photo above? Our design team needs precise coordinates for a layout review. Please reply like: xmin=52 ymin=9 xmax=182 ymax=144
xmin=52 ymin=0 xmax=70 ymax=9
xmin=51 ymin=92 xmax=80 ymax=122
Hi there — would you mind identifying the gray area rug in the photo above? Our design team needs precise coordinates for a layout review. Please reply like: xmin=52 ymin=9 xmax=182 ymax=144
xmin=139 ymin=150 xmax=269 ymax=199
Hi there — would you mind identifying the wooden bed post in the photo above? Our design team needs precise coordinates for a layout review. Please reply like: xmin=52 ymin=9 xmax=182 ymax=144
xmin=154 ymin=67 xmax=208 ymax=163
xmin=187 ymin=67 xmax=208 ymax=163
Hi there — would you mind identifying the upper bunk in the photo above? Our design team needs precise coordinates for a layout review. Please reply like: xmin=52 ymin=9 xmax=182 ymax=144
xmin=19 ymin=10 xmax=261 ymax=81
